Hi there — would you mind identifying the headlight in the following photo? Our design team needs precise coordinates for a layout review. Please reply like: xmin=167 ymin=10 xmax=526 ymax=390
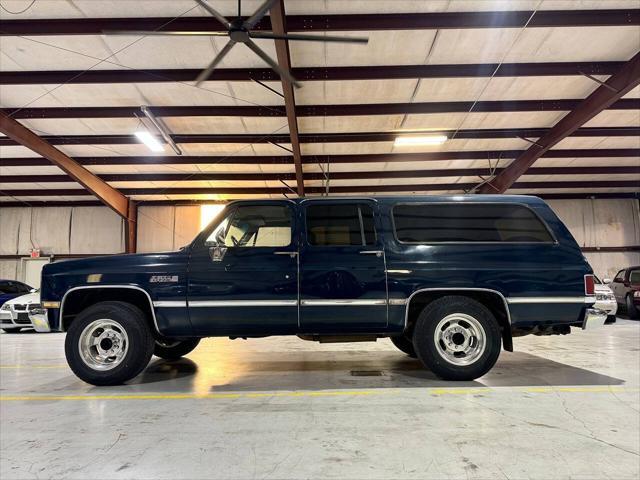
xmin=0 ymin=304 xmax=10 ymax=311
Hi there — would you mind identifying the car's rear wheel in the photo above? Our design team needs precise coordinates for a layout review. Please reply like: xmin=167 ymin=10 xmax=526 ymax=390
xmin=2 ymin=328 xmax=22 ymax=333
xmin=626 ymin=295 xmax=639 ymax=320
xmin=65 ymin=301 xmax=155 ymax=386
xmin=413 ymin=296 xmax=501 ymax=381
xmin=390 ymin=335 xmax=417 ymax=357
xmin=154 ymin=338 xmax=200 ymax=360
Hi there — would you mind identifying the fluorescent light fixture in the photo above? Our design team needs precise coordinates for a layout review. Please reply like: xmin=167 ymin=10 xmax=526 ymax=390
xmin=134 ymin=130 xmax=164 ymax=152
xmin=394 ymin=135 xmax=448 ymax=146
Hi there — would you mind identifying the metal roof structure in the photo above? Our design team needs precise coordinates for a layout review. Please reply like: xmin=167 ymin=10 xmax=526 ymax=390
xmin=1 ymin=0 xmax=639 ymax=208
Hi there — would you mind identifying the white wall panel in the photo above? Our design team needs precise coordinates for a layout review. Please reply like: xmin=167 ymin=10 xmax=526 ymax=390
xmin=0 ymin=207 xmax=31 ymax=255
xmin=584 ymin=252 xmax=640 ymax=280
xmin=137 ymin=206 xmax=176 ymax=253
xmin=30 ymin=208 xmax=72 ymax=255
xmin=174 ymin=206 xmax=201 ymax=248
xmin=0 ymin=260 xmax=18 ymax=280
xmin=70 ymin=207 xmax=124 ymax=254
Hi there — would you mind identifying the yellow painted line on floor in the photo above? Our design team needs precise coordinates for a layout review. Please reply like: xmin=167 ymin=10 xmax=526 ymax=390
xmin=1 ymin=386 xmax=637 ymax=402
xmin=0 ymin=365 xmax=68 ymax=369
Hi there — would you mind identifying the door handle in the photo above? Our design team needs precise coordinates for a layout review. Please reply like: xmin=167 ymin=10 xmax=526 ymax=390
xmin=359 ymin=250 xmax=383 ymax=257
xmin=274 ymin=251 xmax=298 ymax=258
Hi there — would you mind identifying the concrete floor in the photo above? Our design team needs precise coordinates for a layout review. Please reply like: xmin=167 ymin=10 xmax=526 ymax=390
xmin=1 ymin=319 xmax=639 ymax=480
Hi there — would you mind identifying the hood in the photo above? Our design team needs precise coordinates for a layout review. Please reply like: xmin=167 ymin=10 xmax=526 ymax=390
xmin=42 ymin=251 xmax=185 ymax=276
xmin=6 ymin=291 xmax=39 ymax=305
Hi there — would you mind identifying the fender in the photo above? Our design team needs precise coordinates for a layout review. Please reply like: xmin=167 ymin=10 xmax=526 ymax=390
xmin=59 ymin=285 xmax=160 ymax=334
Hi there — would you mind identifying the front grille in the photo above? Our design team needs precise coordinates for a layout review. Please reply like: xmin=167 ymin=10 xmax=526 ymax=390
xmin=15 ymin=313 xmax=31 ymax=324
xmin=12 ymin=304 xmax=27 ymax=311
xmin=596 ymin=294 xmax=615 ymax=302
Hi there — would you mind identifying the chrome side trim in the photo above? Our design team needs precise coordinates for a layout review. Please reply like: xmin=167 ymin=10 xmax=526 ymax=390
xmin=386 ymin=269 xmax=412 ymax=274
xmin=507 ymin=296 xmax=595 ymax=304
xmin=301 ymin=299 xmax=387 ymax=306
xmin=59 ymin=285 xmax=161 ymax=334
xmin=389 ymin=298 xmax=408 ymax=306
xmin=153 ymin=301 xmax=187 ymax=308
xmin=403 ymin=288 xmax=512 ymax=329
xmin=189 ymin=300 xmax=297 ymax=307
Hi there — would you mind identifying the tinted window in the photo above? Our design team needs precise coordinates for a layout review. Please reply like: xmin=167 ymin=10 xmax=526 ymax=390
xmin=1 ymin=282 xmax=20 ymax=294
xmin=630 ymin=270 xmax=640 ymax=284
xmin=306 ymin=204 xmax=376 ymax=246
xmin=393 ymin=203 xmax=553 ymax=243
xmin=205 ymin=205 xmax=291 ymax=247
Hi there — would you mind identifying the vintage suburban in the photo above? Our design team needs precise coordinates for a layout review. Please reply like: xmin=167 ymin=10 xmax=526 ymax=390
xmin=39 ymin=195 xmax=607 ymax=386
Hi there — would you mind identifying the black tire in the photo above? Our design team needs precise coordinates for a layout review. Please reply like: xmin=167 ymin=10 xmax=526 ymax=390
xmin=65 ymin=301 xmax=155 ymax=386
xmin=390 ymin=335 xmax=417 ymax=358
xmin=2 ymin=328 xmax=22 ymax=333
xmin=154 ymin=338 xmax=200 ymax=360
xmin=605 ymin=314 xmax=617 ymax=324
xmin=412 ymin=296 xmax=502 ymax=381
xmin=627 ymin=295 xmax=639 ymax=320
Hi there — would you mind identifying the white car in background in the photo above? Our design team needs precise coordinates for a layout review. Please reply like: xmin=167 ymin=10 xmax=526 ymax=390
xmin=0 ymin=291 xmax=50 ymax=333
xmin=594 ymin=276 xmax=618 ymax=323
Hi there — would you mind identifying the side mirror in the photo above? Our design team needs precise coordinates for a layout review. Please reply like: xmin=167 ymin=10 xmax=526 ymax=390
xmin=603 ymin=278 xmax=612 ymax=284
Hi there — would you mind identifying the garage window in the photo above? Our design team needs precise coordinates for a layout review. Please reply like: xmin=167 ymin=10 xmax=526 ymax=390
xmin=392 ymin=203 xmax=554 ymax=243
xmin=205 ymin=205 xmax=292 ymax=247
xmin=306 ymin=204 xmax=376 ymax=246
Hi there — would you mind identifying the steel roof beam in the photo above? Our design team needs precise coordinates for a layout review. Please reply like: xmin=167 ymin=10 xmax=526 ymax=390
xmin=1 ymin=9 xmax=637 ymax=36
xmin=4 ymin=99 xmax=637 ymax=119
xmin=269 ymin=0 xmax=303 ymax=196
xmin=480 ymin=52 xmax=640 ymax=193
xmin=0 ymin=112 xmax=131 ymax=218
xmin=1 ymin=127 xmax=637 ymax=147
xmin=2 ymin=181 xmax=638 ymax=197
xmin=2 ymin=166 xmax=639 ymax=184
xmin=0 ymin=62 xmax=627 ymax=85
xmin=2 ymin=149 xmax=637 ymax=167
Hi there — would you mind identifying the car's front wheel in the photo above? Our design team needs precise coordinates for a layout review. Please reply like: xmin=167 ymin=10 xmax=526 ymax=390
xmin=413 ymin=296 xmax=502 ymax=381
xmin=154 ymin=338 xmax=200 ymax=360
xmin=65 ymin=301 xmax=155 ymax=386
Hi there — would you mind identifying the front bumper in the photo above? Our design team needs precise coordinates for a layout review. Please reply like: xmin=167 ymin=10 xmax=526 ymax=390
xmin=30 ymin=312 xmax=51 ymax=333
xmin=582 ymin=308 xmax=607 ymax=330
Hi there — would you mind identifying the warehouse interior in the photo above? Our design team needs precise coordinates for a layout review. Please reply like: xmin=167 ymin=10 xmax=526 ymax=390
xmin=0 ymin=1 xmax=639 ymax=479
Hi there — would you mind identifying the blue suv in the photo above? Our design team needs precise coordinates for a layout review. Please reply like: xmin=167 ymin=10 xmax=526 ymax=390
xmin=40 ymin=195 xmax=606 ymax=385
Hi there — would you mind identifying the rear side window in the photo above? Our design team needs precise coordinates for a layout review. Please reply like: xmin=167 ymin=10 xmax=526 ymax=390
xmin=392 ymin=203 xmax=554 ymax=243
xmin=306 ymin=203 xmax=376 ymax=246
xmin=630 ymin=270 xmax=640 ymax=283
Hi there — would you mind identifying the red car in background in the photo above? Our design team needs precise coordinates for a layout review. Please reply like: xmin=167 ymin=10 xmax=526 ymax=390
xmin=609 ymin=266 xmax=640 ymax=319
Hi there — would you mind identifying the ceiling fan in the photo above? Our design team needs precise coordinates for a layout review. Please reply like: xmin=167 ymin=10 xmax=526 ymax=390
xmin=107 ymin=0 xmax=369 ymax=88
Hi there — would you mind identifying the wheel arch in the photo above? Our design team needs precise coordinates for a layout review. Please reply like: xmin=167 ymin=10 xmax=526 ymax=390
xmin=59 ymin=285 xmax=159 ymax=334
xmin=404 ymin=288 xmax=513 ymax=352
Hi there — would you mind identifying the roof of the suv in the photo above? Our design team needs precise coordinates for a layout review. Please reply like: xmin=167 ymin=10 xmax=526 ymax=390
xmin=272 ymin=195 xmax=547 ymax=206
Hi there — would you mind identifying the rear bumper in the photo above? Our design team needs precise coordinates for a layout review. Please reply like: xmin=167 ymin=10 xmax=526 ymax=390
xmin=582 ymin=308 xmax=607 ymax=330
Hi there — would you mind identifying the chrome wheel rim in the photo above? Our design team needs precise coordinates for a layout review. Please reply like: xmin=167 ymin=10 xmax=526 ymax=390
xmin=78 ymin=319 xmax=129 ymax=371
xmin=433 ymin=313 xmax=486 ymax=366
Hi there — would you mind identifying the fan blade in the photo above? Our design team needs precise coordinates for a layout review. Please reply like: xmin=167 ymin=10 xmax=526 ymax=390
xmin=243 ymin=0 xmax=277 ymax=30
xmin=250 ymin=32 xmax=369 ymax=44
xmin=104 ymin=30 xmax=229 ymax=36
xmin=245 ymin=39 xmax=300 ymax=88
xmin=195 ymin=40 xmax=236 ymax=86
xmin=195 ymin=0 xmax=231 ymax=29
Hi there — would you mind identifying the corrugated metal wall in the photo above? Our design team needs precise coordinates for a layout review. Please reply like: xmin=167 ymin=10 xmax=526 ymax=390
xmin=1 ymin=199 xmax=638 ymax=281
